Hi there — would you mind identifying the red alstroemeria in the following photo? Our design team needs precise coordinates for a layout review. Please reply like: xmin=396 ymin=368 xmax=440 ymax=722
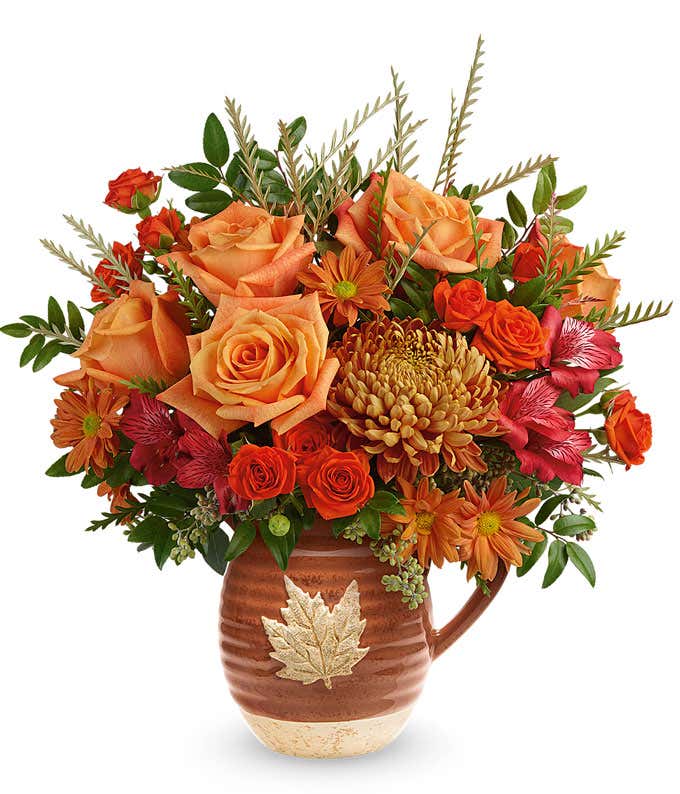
xmin=499 ymin=378 xmax=591 ymax=485
xmin=540 ymin=306 xmax=623 ymax=396
xmin=119 ymin=393 xmax=184 ymax=485
xmin=175 ymin=425 xmax=248 ymax=514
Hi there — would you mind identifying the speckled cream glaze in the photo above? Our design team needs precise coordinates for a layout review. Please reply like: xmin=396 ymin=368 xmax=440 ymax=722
xmin=220 ymin=521 xmax=434 ymax=724
xmin=240 ymin=707 xmax=414 ymax=758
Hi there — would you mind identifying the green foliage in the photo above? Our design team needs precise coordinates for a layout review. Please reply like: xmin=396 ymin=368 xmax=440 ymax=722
xmin=556 ymin=185 xmax=587 ymax=210
xmin=598 ymin=299 xmax=672 ymax=331
xmin=506 ymin=190 xmax=528 ymax=227
xmin=203 ymin=113 xmax=230 ymax=167
xmin=121 ymin=376 xmax=168 ymax=397
xmin=259 ymin=516 xmax=302 ymax=571
xmin=163 ymin=257 xmax=214 ymax=330
xmin=185 ymin=189 xmax=233 ymax=214
xmin=45 ymin=454 xmax=78 ymax=477
xmin=566 ymin=542 xmax=596 ymax=587
xmin=2 ymin=297 xmax=85 ymax=371
xmin=532 ymin=168 xmax=553 ymax=215
xmin=516 ymin=535 xmax=547 ymax=577
xmin=542 ymin=539 xmax=568 ymax=587
xmin=169 ymin=162 xmax=222 ymax=191
xmin=225 ymin=521 xmax=257 ymax=561
xmin=390 ymin=68 xmax=419 ymax=175
xmin=473 ymin=154 xmax=557 ymax=199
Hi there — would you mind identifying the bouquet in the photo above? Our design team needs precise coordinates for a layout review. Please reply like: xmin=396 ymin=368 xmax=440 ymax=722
xmin=3 ymin=38 xmax=671 ymax=602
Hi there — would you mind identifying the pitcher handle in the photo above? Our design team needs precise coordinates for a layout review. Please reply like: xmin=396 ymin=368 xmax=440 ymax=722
xmin=430 ymin=566 xmax=508 ymax=660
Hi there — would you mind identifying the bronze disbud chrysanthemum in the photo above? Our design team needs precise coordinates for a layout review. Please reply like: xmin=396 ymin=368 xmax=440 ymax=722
xmin=326 ymin=317 xmax=502 ymax=483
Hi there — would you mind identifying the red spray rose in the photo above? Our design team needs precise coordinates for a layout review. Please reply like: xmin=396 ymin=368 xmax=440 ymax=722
xmin=228 ymin=445 xmax=296 ymax=501
xmin=605 ymin=391 xmax=652 ymax=468
xmin=105 ymin=168 xmax=161 ymax=211
xmin=297 ymin=446 xmax=375 ymax=520
xmin=90 ymin=242 xmax=144 ymax=304
xmin=136 ymin=207 xmax=183 ymax=253
xmin=433 ymin=278 xmax=494 ymax=332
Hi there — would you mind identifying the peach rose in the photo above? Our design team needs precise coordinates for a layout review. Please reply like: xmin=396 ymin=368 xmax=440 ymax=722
xmin=159 ymin=292 xmax=340 ymax=438
xmin=562 ymin=263 xmax=620 ymax=319
xmin=158 ymin=202 xmax=315 ymax=305
xmin=335 ymin=171 xmax=503 ymax=274
xmin=55 ymin=281 xmax=190 ymax=388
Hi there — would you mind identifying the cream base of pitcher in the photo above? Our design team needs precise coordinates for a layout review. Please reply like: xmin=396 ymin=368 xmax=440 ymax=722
xmin=240 ymin=707 xmax=413 ymax=759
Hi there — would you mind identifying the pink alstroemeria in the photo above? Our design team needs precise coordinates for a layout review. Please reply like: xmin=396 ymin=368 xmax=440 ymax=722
xmin=176 ymin=424 xmax=248 ymax=514
xmin=540 ymin=305 xmax=622 ymax=396
xmin=119 ymin=392 xmax=184 ymax=485
xmin=499 ymin=378 xmax=591 ymax=485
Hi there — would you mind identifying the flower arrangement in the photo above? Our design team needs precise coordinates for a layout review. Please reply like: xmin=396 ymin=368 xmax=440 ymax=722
xmin=3 ymin=39 xmax=671 ymax=603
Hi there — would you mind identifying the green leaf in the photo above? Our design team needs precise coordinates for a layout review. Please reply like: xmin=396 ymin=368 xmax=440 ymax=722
xmin=255 ymin=149 xmax=278 ymax=171
xmin=534 ymin=495 xmax=566 ymax=526
xmin=368 ymin=490 xmax=406 ymax=515
xmin=128 ymin=515 xmax=168 ymax=544
xmin=500 ymin=219 xmax=517 ymax=249
xmin=556 ymin=186 xmax=587 ymax=211
xmin=249 ymin=498 xmax=277 ymax=520
xmin=169 ymin=163 xmax=222 ymax=191
xmin=260 ymin=171 xmax=293 ymax=204
xmin=542 ymin=540 xmax=568 ymax=588
xmin=390 ymin=297 xmax=416 ymax=319
xmin=185 ymin=190 xmax=233 ymax=215
xmin=45 ymin=453 xmax=78 ymax=477
xmin=203 ymin=113 xmax=229 ymax=167
xmin=20 ymin=314 xmax=49 ymax=330
xmin=486 ymin=269 xmax=509 ymax=302
xmin=200 ymin=528 xmax=230 ymax=575
xmin=32 ymin=339 xmax=62 ymax=371
xmin=154 ymin=529 xmax=175 ymax=570
xmin=566 ymin=542 xmax=596 ymax=587
xmin=543 ymin=162 xmax=557 ymax=191
xmin=81 ymin=470 xmax=102 ymax=489
xmin=19 ymin=335 xmax=45 ymax=367
xmin=278 ymin=116 xmax=307 ymax=150
xmin=532 ymin=170 xmax=552 ymax=215
xmin=67 ymin=301 xmax=85 ymax=338
xmin=506 ymin=191 xmax=527 ymax=227
xmin=47 ymin=297 xmax=66 ymax=332
xmin=357 ymin=507 xmax=381 ymax=539
xmin=225 ymin=521 xmax=257 ymax=562
xmin=517 ymin=535 xmax=547 ymax=577
xmin=259 ymin=519 xmax=299 ymax=571
xmin=510 ymin=275 xmax=545 ymax=307
xmin=553 ymin=514 xmax=596 ymax=537
xmin=1 ymin=322 xmax=31 ymax=338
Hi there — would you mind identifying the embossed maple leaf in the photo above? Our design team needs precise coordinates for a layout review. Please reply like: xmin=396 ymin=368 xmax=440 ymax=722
xmin=261 ymin=576 xmax=370 ymax=689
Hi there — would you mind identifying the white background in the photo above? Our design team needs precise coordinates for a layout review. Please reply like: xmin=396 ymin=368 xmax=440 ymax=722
xmin=1 ymin=2 xmax=678 ymax=792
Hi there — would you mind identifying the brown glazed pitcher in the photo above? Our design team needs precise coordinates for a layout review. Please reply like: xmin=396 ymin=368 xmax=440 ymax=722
xmin=219 ymin=519 xmax=506 ymax=758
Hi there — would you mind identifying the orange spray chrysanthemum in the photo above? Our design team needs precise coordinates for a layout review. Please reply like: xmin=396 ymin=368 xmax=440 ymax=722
xmin=298 ymin=246 xmax=390 ymax=326
xmin=383 ymin=477 xmax=464 ymax=568
xmin=50 ymin=380 xmax=129 ymax=476
xmin=453 ymin=476 xmax=542 ymax=581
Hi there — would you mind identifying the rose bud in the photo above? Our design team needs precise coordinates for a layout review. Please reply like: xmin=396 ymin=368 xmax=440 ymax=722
xmin=105 ymin=168 xmax=161 ymax=213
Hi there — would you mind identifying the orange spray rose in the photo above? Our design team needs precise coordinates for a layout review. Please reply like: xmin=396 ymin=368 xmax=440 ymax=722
xmin=605 ymin=390 xmax=652 ymax=468
xmin=297 ymin=447 xmax=375 ymax=520
xmin=136 ymin=208 xmax=183 ymax=252
xmin=228 ymin=444 xmax=296 ymax=500
xmin=105 ymin=168 xmax=161 ymax=211
xmin=433 ymin=278 xmax=494 ymax=331
xmin=472 ymin=300 xmax=549 ymax=372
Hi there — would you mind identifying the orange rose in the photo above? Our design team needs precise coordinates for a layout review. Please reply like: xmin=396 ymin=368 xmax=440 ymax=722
xmin=55 ymin=281 xmax=190 ymax=388
xmin=512 ymin=221 xmax=583 ymax=284
xmin=605 ymin=390 xmax=652 ymax=468
xmin=159 ymin=292 xmax=340 ymax=438
xmin=272 ymin=414 xmax=332 ymax=460
xmin=158 ymin=201 xmax=315 ymax=305
xmin=297 ymin=446 xmax=375 ymax=520
xmin=472 ymin=300 xmax=548 ymax=372
xmin=136 ymin=208 xmax=183 ymax=253
xmin=105 ymin=168 xmax=161 ymax=211
xmin=335 ymin=171 xmax=503 ymax=274
xmin=228 ymin=444 xmax=296 ymax=500
xmin=562 ymin=263 xmax=620 ymax=319
xmin=433 ymin=278 xmax=494 ymax=331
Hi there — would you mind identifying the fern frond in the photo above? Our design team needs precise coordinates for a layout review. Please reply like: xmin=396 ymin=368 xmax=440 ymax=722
xmin=63 ymin=215 xmax=134 ymax=282
xmin=277 ymin=119 xmax=305 ymax=215
xmin=164 ymin=257 xmax=215 ymax=330
xmin=385 ymin=220 xmax=437 ymax=290
xmin=306 ymin=144 xmax=359 ymax=238
xmin=443 ymin=35 xmax=485 ymax=192
xmin=599 ymin=299 xmax=672 ymax=330
xmin=390 ymin=68 xmax=420 ymax=175
xmin=224 ymin=96 xmax=269 ymax=208
xmin=433 ymin=93 xmax=458 ymax=191
xmin=163 ymin=163 xmax=229 ymax=187
xmin=367 ymin=164 xmax=391 ymax=257
xmin=301 ymin=92 xmax=396 ymax=193
xmin=472 ymin=154 xmax=558 ymax=198
xmin=39 ymin=239 xmax=119 ymax=300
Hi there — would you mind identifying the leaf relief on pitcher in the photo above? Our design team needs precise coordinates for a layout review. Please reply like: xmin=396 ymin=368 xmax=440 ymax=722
xmin=261 ymin=576 xmax=370 ymax=689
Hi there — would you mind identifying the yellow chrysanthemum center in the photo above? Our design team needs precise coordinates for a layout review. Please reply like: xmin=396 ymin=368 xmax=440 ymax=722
xmin=82 ymin=412 xmax=102 ymax=438
xmin=414 ymin=511 xmax=435 ymax=535
xmin=477 ymin=511 xmax=502 ymax=537
xmin=333 ymin=280 xmax=358 ymax=299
